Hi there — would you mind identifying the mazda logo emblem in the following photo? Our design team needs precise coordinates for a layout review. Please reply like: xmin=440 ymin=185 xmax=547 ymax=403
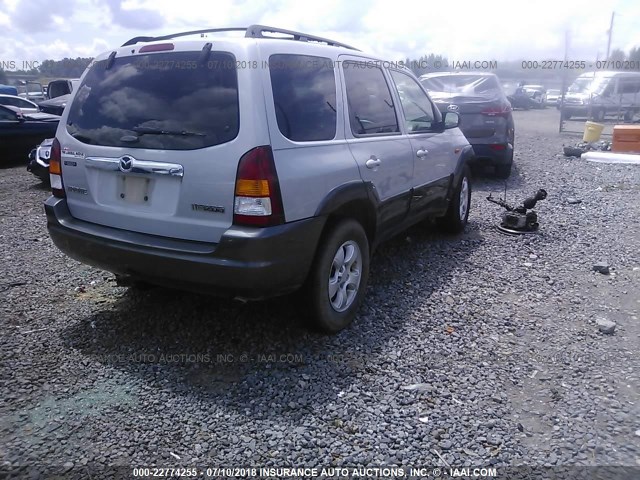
xmin=447 ymin=104 xmax=459 ymax=112
xmin=119 ymin=156 xmax=133 ymax=172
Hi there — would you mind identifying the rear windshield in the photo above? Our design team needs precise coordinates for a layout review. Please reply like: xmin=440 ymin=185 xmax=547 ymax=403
xmin=66 ymin=51 xmax=239 ymax=150
xmin=421 ymin=75 xmax=500 ymax=94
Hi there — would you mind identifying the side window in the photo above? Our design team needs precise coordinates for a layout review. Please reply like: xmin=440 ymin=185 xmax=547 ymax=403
xmin=269 ymin=54 xmax=337 ymax=142
xmin=343 ymin=62 xmax=399 ymax=136
xmin=2 ymin=97 xmax=19 ymax=106
xmin=0 ymin=108 xmax=16 ymax=120
xmin=390 ymin=70 xmax=436 ymax=132
xmin=619 ymin=79 xmax=640 ymax=94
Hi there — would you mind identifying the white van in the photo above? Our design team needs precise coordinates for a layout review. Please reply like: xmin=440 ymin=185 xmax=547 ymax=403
xmin=561 ymin=71 xmax=640 ymax=122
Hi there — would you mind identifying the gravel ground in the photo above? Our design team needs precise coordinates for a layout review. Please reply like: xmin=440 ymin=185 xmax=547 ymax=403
xmin=1 ymin=108 xmax=639 ymax=478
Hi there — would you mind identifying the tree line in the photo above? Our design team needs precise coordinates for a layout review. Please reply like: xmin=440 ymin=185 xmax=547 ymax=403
xmin=1 ymin=47 xmax=639 ymax=86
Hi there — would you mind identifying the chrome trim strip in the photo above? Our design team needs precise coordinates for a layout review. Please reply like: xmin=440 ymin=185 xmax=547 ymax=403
xmin=85 ymin=157 xmax=184 ymax=177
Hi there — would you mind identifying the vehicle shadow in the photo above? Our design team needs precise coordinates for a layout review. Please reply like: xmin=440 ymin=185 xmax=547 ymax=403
xmin=0 ymin=157 xmax=28 ymax=169
xmin=471 ymin=161 xmax=526 ymax=190
xmin=61 ymin=222 xmax=481 ymax=417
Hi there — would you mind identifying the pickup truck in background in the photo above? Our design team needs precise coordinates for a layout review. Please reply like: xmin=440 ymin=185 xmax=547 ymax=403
xmin=37 ymin=79 xmax=80 ymax=115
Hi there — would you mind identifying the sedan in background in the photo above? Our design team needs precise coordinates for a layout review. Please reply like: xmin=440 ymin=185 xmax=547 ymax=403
xmin=0 ymin=94 xmax=40 ymax=114
xmin=0 ymin=105 xmax=59 ymax=161
xmin=546 ymin=89 xmax=562 ymax=107
xmin=522 ymin=84 xmax=547 ymax=108
xmin=421 ymin=71 xmax=515 ymax=178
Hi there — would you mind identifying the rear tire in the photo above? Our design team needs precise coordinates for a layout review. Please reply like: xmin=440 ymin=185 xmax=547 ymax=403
xmin=494 ymin=148 xmax=514 ymax=179
xmin=303 ymin=219 xmax=370 ymax=333
xmin=495 ymin=162 xmax=512 ymax=179
xmin=437 ymin=165 xmax=471 ymax=234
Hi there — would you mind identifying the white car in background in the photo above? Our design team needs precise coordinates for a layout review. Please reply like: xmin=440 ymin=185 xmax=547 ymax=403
xmin=0 ymin=94 xmax=40 ymax=114
xmin=546 ymin=89 xmax=562 ymax=107
xmin=522 ymin=84 xmax=547 ymax=108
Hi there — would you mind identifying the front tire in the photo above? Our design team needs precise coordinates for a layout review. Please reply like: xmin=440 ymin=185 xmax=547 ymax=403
xmin=304 ymin=220 xmax=370 ymax=333
xmin=437 ymin=165 xmax=472 ymax=233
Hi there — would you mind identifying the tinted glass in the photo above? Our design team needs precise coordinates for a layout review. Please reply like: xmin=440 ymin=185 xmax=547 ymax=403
xmin=0 ymin=106 xmax=16 ymax=120
xmin=343 ymin=62 xmax=399 ymax=135
xmin=421 ymin=75 xmax=500 ymax=94
xmin=0 ymin=97 xmax=20 ymax=107
xmin=66 ymin=52 xmax=239 ymax=150
xmin=619 ymin=79 xmax=640 ymax=94
xmin=269 ymin=54 xmax=337 ymax=141
xmin=390 ymin=70 xmax=436 ymax=132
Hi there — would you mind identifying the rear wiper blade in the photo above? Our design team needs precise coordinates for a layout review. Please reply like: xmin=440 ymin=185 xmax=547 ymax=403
xmin=132 ymin=126 xmax=206 ymax=137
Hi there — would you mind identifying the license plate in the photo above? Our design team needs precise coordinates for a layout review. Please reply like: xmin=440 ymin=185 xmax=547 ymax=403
xmin=118 ymin=175 xmax=151 ymax=204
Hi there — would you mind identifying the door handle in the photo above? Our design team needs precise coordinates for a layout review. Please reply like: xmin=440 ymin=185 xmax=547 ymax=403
xmin=416 ymin=149 xmax=429 ymax=158
xmin=365 ymin=158 xmax=382 ymax=169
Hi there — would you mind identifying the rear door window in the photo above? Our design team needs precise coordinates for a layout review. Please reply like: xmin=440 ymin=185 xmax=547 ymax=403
xmin=66 ymin=51 xmax=239 ymax=150
xmin=343 ymin=62 xmax=399 ymax=136
xmin=269 ymin=54 xmax=337 ymax=142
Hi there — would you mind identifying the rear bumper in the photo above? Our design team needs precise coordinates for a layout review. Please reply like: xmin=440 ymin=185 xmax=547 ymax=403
xmin=45 ymin=197 xmax=325 ymax=299
xmin=469 ymin=143 xmax=513 ymax=166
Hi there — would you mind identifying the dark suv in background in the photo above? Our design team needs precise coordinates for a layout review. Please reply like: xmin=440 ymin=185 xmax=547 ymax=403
xmin=420 ymin=72 xmax=515 ymax=178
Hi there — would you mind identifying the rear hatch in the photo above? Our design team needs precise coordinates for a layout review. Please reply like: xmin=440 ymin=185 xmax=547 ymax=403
xmin=60 ymin=42 xmax=261 ymax=243
xmin=422 ymin=75 xmax=510 ymax=140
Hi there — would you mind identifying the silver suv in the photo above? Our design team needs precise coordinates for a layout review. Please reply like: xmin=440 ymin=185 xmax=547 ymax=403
xmin=45 ymin=25 xmax=474 ymax=333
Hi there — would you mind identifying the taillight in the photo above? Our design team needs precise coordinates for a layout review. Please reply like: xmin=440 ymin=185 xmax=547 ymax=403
xmin=49 ymin=138 xmax=65 ymax=198
xmin=482 ymin=104 xmax=512 ymax=117
xmin=233 ymin=146 xmax=284 ymax=227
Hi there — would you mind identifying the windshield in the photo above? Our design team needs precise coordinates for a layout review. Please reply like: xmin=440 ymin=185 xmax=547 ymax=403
xmin=568 ymin=77 xmax=608 ymax=94
xmin=66 ymin=51 xmax=239 ymax=150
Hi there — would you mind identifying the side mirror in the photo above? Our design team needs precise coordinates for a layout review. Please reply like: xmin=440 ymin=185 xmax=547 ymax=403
xmin=444 ymin=111 xmax=460 ymax=129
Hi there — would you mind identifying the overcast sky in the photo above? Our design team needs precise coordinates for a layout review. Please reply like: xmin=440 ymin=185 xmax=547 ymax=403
xmin=1 ymin=0 xmax=639 ymax=67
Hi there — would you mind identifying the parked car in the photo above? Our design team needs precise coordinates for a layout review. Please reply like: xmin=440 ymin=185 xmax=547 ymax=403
xmin=506 ymin=90 xmax=537 ymax=110
xmin=522 ymin=84 xmax=547 ymax=108
xmin=546 ymin=89 xmax=562 ymax=107
xmin=17 ymin=81 xmax=46 ymax=102
xmin=38 ymin=94 xmax=71 ymax=116
xmin=0 ymin=94 xmax=40 ymax=114
xmin=0 ymin=105 xmax=59 ymax=160
xmin=420 ymin=71 xmax=515 ymax=178
xmin=45 ymin=25 xmax=474 ymax=333
xmin=561 ymin=71 xmax=640 ymax=121
xmin=37 ymin=79 xmax=81 ymax=115
xmin=46 ymin=79 xmax=80 ymax=100
xmin=27 ymin=137 xmax=54 ymax=183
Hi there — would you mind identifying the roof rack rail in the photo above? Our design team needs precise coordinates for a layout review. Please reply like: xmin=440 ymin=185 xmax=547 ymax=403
xmin=121 ymin=25 xmax=360 ymax=51
xmin=244 ymin=25 xmax=360 ymax=51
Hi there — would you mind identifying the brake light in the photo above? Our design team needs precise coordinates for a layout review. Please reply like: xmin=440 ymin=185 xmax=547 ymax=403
xmin=139 ymin=43 xmax=175 ymax=53
xmin=489 ymin=144 xmax=506 ymax=151
xmin=233 ymin=146 xmax=284 ymax=227
xmin=482 ymin=104 xmax=512 ymax=117
xmin=49 ymin=138 xmax=65 ymax=198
